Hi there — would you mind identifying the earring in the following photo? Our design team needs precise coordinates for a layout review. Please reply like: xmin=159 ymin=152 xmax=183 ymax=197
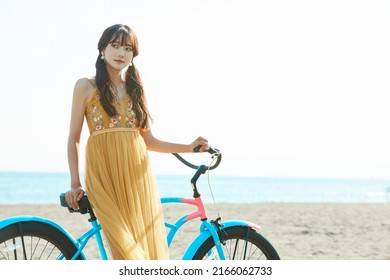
xmin=129 ymin=61 xmax=133 ymax=66
xmin=100 ymin=53 xmax=105 ymax=60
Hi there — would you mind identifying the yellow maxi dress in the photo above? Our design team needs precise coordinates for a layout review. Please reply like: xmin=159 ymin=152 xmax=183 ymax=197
xmin=83 ymin=83 xmax=169 ymax=260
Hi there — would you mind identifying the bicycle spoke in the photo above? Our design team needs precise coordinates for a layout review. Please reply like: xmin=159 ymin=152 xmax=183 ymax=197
xmin=0 ymin=246 xmax=6 ymax=260
xmin=47 ymin=246 xmax=57 ymax=260
xmin=13 ymin=238 xmax=19 ymax=259
xmin=38 ymin=240 xmax=49 ymax=259
xmin=31 ymin=237 xmax=41 ymax=259
xmin=232 ymin=239 xmax=239 ymax=260
xmin=247 ymin=242 xmax=256 ymax=259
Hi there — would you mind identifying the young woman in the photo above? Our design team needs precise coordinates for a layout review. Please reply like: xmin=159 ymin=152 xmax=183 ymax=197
xmin=65 ymin=24 xmax=209 ymax=260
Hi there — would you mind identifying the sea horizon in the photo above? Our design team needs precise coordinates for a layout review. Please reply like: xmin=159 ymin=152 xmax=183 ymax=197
xmin=1 ymin=171 xmax=390 ymax=204
xmin=2 ymin=170 xmax=390 ymax=181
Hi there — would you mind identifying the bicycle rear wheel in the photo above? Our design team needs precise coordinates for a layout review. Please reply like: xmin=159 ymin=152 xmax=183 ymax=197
xmin=0 ymin=221 xmax=82 ymax=260
xmin=193 ymin=226 xmax=280 ymax=260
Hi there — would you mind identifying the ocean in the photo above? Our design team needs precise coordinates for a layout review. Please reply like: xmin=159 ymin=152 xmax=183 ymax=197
xmin=0 ymin=172 xmax=390 ymax=204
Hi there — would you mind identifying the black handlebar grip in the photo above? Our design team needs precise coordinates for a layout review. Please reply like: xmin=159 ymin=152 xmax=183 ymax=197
xmin=193 ymin=145 xmax=202 ymax=153
xmin=194 ymin=146 xmax=220 ymax=154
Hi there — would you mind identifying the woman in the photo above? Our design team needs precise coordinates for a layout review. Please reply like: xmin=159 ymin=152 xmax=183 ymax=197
xmin=65 ymin=24 xmax=209 ymax=260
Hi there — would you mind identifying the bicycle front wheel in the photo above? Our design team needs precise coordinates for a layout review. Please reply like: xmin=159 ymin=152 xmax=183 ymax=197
xmin=193 ymin=226 xmax=280 ymax=260
xmin=0 ymin=221 xmax=82 ymax=260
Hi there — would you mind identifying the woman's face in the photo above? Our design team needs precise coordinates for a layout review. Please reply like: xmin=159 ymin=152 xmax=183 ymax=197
xmin=103 ymin=35 xmax=134 ymax=72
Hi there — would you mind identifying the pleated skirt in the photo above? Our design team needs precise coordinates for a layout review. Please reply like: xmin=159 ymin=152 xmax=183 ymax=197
xmin=84 ymin=128 xmax=169 ymax=260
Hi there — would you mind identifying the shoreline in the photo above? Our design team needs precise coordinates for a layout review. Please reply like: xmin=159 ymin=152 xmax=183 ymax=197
xmin=1 ymin=203 xmax=389 ymax=260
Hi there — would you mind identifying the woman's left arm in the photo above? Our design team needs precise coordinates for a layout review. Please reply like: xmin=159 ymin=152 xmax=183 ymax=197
xmin=140 ymin=129 xmax=209 ymax=153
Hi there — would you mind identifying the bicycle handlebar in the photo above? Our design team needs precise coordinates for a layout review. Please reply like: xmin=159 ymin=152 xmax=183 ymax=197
xmin=172 ymin=147 xmax=222 ymax=171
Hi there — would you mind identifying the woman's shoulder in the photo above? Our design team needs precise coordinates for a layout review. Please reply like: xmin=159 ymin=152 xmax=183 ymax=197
xmin=74 ymin=77 xmax=96 ymax=90
xmin=73 ymin=77 xmax=97 ymax=103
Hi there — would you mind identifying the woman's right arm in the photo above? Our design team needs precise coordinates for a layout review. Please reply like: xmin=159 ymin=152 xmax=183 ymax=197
xmin=66 ymin=78 xmax=91 ymax=209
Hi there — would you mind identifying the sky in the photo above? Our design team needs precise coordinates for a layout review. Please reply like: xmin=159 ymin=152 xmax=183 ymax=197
xmin=1 ymin=0 xmax=390 ymax=179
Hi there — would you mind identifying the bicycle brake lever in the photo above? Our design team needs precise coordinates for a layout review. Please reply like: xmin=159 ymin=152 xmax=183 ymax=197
xmin=208 ymin=148 xmax=221 ymax=158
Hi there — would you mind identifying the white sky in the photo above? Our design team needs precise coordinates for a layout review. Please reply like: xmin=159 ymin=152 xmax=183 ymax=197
xmin=1 ymin=0 xmax=390 ymax=179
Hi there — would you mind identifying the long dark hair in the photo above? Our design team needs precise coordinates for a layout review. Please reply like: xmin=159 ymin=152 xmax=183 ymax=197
xmin=95 ymin=24 xmax=151 ymax=130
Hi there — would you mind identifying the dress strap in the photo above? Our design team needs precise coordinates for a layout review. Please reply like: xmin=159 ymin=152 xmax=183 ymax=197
xmin=86 ymin=77 xmax=96 ymax=88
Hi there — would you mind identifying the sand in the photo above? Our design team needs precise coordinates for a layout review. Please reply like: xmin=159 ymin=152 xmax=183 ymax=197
xmin=0 ymin=202 xmax=389 ymax=260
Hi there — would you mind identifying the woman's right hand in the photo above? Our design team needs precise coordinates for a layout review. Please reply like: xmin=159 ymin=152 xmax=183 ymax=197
xmin=65 ymin=186 xmax=85 ymax=210
xmin=190 ymin=136 xmax=209 ymax=152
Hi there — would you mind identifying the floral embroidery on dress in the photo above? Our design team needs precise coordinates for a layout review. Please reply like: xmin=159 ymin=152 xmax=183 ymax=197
xmin=86 ymin=95 xmax=139 ymax=132
xmin=125 ymin=101 xmax=138 ymax=128
xmin=88 ymin=104 xmax=104 ymax=131
xmin=109 ymin=116 xmax=122 ymax=128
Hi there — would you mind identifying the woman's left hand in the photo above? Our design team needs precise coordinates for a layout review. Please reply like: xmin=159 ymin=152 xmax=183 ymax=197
xmin=190 ymin=136 xmax=209 ymax=152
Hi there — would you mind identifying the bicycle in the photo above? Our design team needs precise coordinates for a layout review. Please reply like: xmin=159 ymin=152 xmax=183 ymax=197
xmin=0 ymin=148 xmax=280 ymax=260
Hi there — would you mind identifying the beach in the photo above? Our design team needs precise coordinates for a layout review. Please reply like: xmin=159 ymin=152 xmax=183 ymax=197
xmin=0 ymin=203 xmax=389 ymax=260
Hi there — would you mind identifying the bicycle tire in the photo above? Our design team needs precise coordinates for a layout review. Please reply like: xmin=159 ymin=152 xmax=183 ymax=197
xmin=0 ymin=221 xmax=82 ymax=260
xmin=192 ymin=226 xmax=280 ymax=260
